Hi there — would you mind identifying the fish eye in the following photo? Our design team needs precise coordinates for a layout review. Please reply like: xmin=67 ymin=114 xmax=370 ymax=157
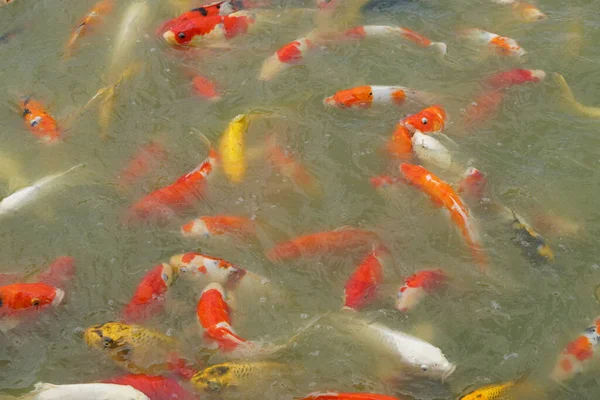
xmin=178 ymin=32 xmax=186 ymax=39
xmin=31 ymin=298 xmax=40 ymax=307
xmin=102 ymin=337 xmax=114 ymax=348
xmin=161 ymin=273 xmax=170 ymax=283
xmin=421 ymin=117 xmax=428 ymax=125
xmin=420 ymin=365 xmax=429 ymax=372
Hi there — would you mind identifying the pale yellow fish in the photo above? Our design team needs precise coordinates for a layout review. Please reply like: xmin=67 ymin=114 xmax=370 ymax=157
xmin=219 ymin=113 xmax=250 ymax=183
xmin=554 ymin=73 xmax=600 ymax=118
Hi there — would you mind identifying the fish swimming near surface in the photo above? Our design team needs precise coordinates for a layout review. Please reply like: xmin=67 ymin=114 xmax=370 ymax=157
xmin=387 ymin=105 xmax=447 ymax=159
xmin=19 ymin=98 xmax=61 ymax=143
xmin=396 ymin=268 xmax=447 ymax=312
xmin=259 ymin=35 xmax=317 ymax=81
xmin=191 ymin=361 xmax=290 ymax=392
xmin=181 ymin=215 xmax=257 ymax=239
xmin=64 ymin=0 xmax=115 ymax=57
xmin=300 ymin=393 xmax=401 ymax=400
xmin=219 ymin=113 xmax=250 ymax=183
xmin=0 ymin=164 xmax=84 ymax=217
xmin=101 ymin=374 xmax=196 ymax=400
xmin=18 ymin=382 xmax=150 ymax=400
xmin=122 ymin=263 xmax=176 ymax=323
xmin=343 ymin=246 xmax=388 ymax=311
xmin=323 ymin=85 xmax=436 ymax=109
xmin=459 ymin=28 xmax=526 ymax=59
xmin=343 ymin=25 xmax=447 ymax=55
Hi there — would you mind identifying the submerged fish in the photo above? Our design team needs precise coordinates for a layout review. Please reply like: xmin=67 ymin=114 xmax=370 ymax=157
xmin=554 ymin=73 xmax=600 ymax=119
xmin=259 ymin=35 xmax=316 ymax=81
xmin=219 ymin=113 xmax=250 ymax=183
xmin=191 ymin=361 xmax=290 ymax=392
xmin=0 ymin=164 xmax=84 ymax=217
xmin=181 ymin=215 xmax=256 ymax=239
xmin=118 ymin=141 xmax=168 ymax=188
xmin=301 ymin=393 xmax=401 ymax=400
xmin=102 ymin=374 xmax=195 ymax=400
xmin=267 ymin=227 xmax=381 ymax=262
xmin=344 ymin=25 xmax=447 ymax=55
xmin=65 ymin=0 xmax=115 ymax=56
xmin=122 ymin=263 xmax=176 ymax=323
xmin=491 ymin=0 xmax=547 ymax=22
xmin=323 ymin=85 xmax=435 ymax=109
xmin=460 ymin=28 xmax=526 ymax=59
xmin=36 ymin=256 xmax=77 ymax=289
xmin=21 ymin=382 xmax=150 ymax=400
xmin=396 ymin=269 xmax=447 ymax=312
xmin=399 ymin=164 xmax=487 ymax=271
xmin=343 ymin=246 xmax=388 ymax=311
xmin=508 ymin=209 xmax=555 ymax=263
xmin=20 ymin=98 xmax=61 ymax=143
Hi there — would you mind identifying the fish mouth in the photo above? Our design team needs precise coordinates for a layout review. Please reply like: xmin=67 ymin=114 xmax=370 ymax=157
xmin=442 ymin=363 xmax=457 ymax=382
xmin=162 ymin=30 xmax=178 ymax=45
xmin=323 ymin=96 xmax=338 ymax=107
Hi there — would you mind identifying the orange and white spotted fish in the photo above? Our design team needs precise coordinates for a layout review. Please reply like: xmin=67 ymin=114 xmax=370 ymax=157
xmin=550 ymin=316 xmax=600 ymax=383
xmin=396 ymin=269 xmax=447 ymax=312
xmin=492 ymin=0 xmax=547 ymax=22
xmin=387 ymin=105 xmax=447 ymax=159
xmin=323 ymin=85 xmax=435 ymax=110
xmin=343 ymin=25 xmax=447 ymax=55
xmin=259 ymin=36 xmax=316 ymax=81
xmin=459 ymin=28 xmax=526 ymax=58
xmin=181 ymin=215 xmax=256 ymax=239
xmin=19 ymin=97 xmax=61 ymax=143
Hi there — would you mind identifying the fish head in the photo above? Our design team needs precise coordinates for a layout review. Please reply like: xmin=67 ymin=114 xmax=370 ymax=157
xmin=458 ymin=167 xmax=487 ymax=200
xmin=516 ymin=3 xmax=547 ymax=22
xmin=191 ymin=364 xmax=235 ymax=392
xmin=395 ymin=285 xmax=425 ymax=312
xmin=0 ymin=283 xmax=62 ymax=310
xmin=160 ymin=263 xmax=176 ymax=286
xmin=490 ymin=36 xmax=526 ymax=58
xmin=415 ymin=358 xmax=456 ymax=381
xmin=399 ymin=163 xmax=429 ymax=186
xmin=84 ymin=322 xmax=131 ymax=352
xmin=403 ymin=105 xmax=446 ymax=134
xmin=323 ymin=86 xmax=374 ymax=109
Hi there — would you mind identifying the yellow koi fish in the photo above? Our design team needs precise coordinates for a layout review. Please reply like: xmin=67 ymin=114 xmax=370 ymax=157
xmin=219 ymin=113 xmax=250 ymax=183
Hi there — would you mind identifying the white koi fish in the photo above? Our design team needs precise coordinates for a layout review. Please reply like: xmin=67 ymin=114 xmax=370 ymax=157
xmin=23 ymin=382 xmax=149 ymax=400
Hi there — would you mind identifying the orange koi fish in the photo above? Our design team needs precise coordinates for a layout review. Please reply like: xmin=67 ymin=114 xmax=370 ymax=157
xmin=396 ymin=269 xmax=447 ymax=312
xmin=492 ymin=0 xmax=547 ymax=22
xmin=343 ymin=246 xmax=388 ymax=311
xmin=169 ymin=252 xmax=247 ymax=290
xmin=267 ymin=227 xmax=381 ymax=262
xmin=118 ymin=141 xmax=168 ymax=188
xmin=266 ymin=136 xmax=322 ymax=196
xmin=65 ymin=0 xmax=115 ymax=56
xmin=181 ymin=215 xmax=256 ymax=239
xmin=344 ymin=25 xmax=447 ymax=55
xmin=550 ymin=316 xmax=600 ymax=383
xmin=301 ymin=392 xmax=401 ymax=400
xmin=36 ymin=256 xmax=76 ymax=289
xmin=259 ymin=36 xmax=316 ymax=81
xmin=122 ymin=263 xmax=175 ymax=323
xmin=196 ymin=282 xmax=249 ymax=351
xmin=460 ymin=28 xmax=526 ymax=58
xmin=0 ymin=283 xmax=64 ymax=312
xmin=128 ymin=141 xmax=217 ymax=222
xmin=102 ymin=374 xmax=196 ymax=400
xmin=484 ymin=68 xmax=545 ymax=90
xmin=191 ymin=74 xmax=221 ymax=101
xmin=162 ymin=14 xmax=254 ymax=46
xmin=19 ymin=97 xmax=61 ymax=143
xmin=323 ymin=85 xmax=434 ymax=109
xmin=387 ymin=105 xmax=446 ymax=159
xmin=399 ymin=164 xmax=488 ymax=271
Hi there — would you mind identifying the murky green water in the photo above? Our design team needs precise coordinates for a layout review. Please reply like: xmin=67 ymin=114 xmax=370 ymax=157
xmin=1 ymin=0 xmax=600 ymax=399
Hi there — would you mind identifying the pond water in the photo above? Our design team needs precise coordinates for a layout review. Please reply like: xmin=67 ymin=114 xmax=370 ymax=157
xmin=0 ymin=0 xmax=599 ymax=399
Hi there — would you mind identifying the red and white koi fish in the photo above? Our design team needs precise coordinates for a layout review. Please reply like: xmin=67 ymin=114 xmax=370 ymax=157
xmin=301 ymin=392 xmax=401 ymax=400
xmin=19 ymin=97 xmax=61 ymax=143
xmin=169 ymin=252 xmax=248 ymax=290
xmin=267 ymin=227 xmax=381 ymax=262
xmin=122 ymin=263 xmax=175 ymax=323
xmin=343 ymin=246 xmax=388 ymax=311
xmin=181 ymin=215 xmax=256 ymax=239
xmin=196 ymin=282 xmax=249 ymax=351
xmin=102 ymin=374 xmax=196 ymax=400
xmin=399 ymin=164 xmax=488 ymax=271
xmin=128 ymin=139 xmax=217 ymax=222
xmin=492 ymin=0 xmax=547 ymax=22
xmin=550 ymin=316 xmax=600 ymax=383
xmin=459 ymin=28 xmax=526 ymax=58
xmin=259 ymin=36 xmax=316 ymax=81
xmin=118 ymin=141 xmax=168 ymax=188
xmin=484 ymin=68 xmax=545 ymax=90
xmin=323 ymin=85 xmax=435 ymax=109
xmin=396 ymin=269 xmax=447 ymax=312
xmin=36 ymin=256 xmax=76 ymax=289
xmin=65 ymin=0 xmax=115 ymax=56
xmin=458 ymin=167 xmax=487 ymax=201
xmin=266 ymin=136 xmax=322 ymax=196
xmin=162 ymin=14 xmax=255 ymax=46
xmin=387 ymin=105 xmax=447 ymax=159
xmin=344 ymin=25 xmax=447 ymax=55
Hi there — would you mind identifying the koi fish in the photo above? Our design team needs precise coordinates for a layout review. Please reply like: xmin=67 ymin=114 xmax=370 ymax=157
xmin=396 ymin=269 xmax=447 ymax=312
xmin=460 ymin=378 xmax=521 ymax=400
xmin=128 ymin=138 xmax=217 ymax=222
xmin=169 ymin=252 xmax=248 ymax=290
xmin=458 ymin=167 xmax=487 ymax=201
xmin=343 ymin=246 xmax=388 ymax=311
xmin=191 ymin=74 xmax=221 ymax=101
xmin=23 ymin=382 xmax=150 ymax=400
xmin=463 ymin=90 xmax=505 ymax=130
xmin=387 ymin=105 xmax=447 ymax=159
xmin=411 ymin=130 xmax=452 ymax=171
xmin=554 ymin=73 xmax=600 ymax=119
xmin=399 ymin=164 xmax=487 ymax=271
xmin=460 ymin=28 xmax=526 ymax=58
xmin=0 ymin=283 xmax=64 ymax=312
xmin=0 ymin=164 xmax=84 ymax=217
xmin=65 ymin=0 xmax=115 ymax=56
xmin=266 ymin=136 xmax=322 ymax=196
xmin=197 ymin=282 xmax=249 ymax=351
xmin=19 ymin=97 xmax=61 ymax=143
xmin=36 ymin=256 xmax=77 ymax=289
xmin=191 ymin=361 xmax=290 ymax=392
xmin=181 ymin=215 xmax=256 ymax=239
xmin=102 ymin=374 xmax=196 ymax=400
xmin=330 ymin=313 xmax=456 ymax=380
xmin=267 ymin=227 xmax=381 ymax=262
xmin=301 ymin=393 xmax=401 ymax=400
xmin=344 ymin=25 xmax=447 ymax=55
xmin=118 ymin=141 xmax=168 ymax=188
xmin=122 ymin=263 xmax=176 ymax=323
xmin=509 ymin=209 xmax=555 ymax=263
xmin=162 ymin=14 xmax=254 ymax=46
xmin=484 ymin=68 xmax=545 ymax=90
xmin=550 ymin=316 xmax=600 ymax=383
xmin=219 ymin=113 xmax=250 ymax=183
xmin=323 ymin=85 xmax=435 ymax=109
xmin=492 ymin=0 xmax=547 ymax=22
xmin=259 ymin=36 xmax=316 ymax=81
xmin=369 ymin=175 xmax=402 ymax=190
